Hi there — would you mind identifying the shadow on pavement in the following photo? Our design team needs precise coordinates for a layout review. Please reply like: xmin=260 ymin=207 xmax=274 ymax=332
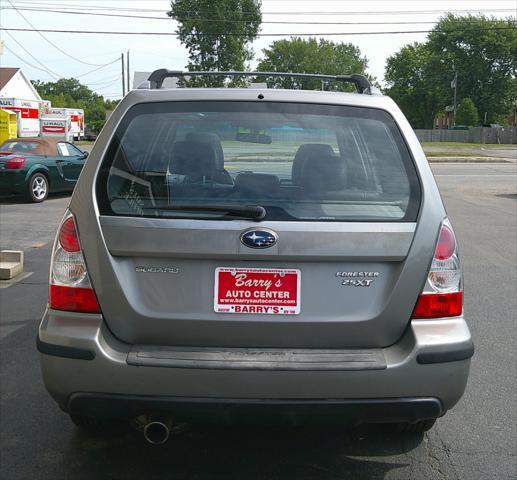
xmin=0 ymin=193 xmax=71 ymax=205
xmin=63 ymin=422 xmax=421 ymax=479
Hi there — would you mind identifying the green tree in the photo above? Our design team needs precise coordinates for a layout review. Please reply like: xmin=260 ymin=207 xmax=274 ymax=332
xmin=384 ymin=14 xmax=517 ymax=128
xmin=455 ymin=98 xmax=479 ymax=126
xmin=427 ymin=14 xmax=516 ymax=124
xmin=32 ymin=78 xmax=117 ymax=132
xmin=385 ymin=43 xmax=442 ymax=128
xmin=257 ymin=37 xmax=370 ymax=91
xmin=167 ymin=0 xmax=262 ymax=86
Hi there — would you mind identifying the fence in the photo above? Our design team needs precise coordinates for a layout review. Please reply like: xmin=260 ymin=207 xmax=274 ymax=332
xmin=414 ymin=127 xmax=517 ymax=144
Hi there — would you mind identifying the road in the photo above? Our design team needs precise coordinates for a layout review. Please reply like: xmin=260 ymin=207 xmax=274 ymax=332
xmin=0 ymin=163 xmax=516 ymax=479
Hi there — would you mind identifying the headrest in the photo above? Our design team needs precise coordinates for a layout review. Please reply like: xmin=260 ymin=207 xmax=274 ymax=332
xmin=170 ymin=141 xmax=217 ymax=180
xmin=235 ymin=173 xmax=280 ymax=194
xmin=299 ymin=154 xmax=345 ymax=192
xmin=186 ymin=132 xmax=224 ymax=169
xmin=292 ymin=144 xmax=336 ymax=186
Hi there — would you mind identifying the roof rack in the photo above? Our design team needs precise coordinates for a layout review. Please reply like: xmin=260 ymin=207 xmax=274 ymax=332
xmin=145 ymin=69 xmax=377 ymax=94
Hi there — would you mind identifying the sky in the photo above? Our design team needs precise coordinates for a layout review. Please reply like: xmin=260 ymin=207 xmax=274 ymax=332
xmin=0 ymin=0 xmax=515 ymax=99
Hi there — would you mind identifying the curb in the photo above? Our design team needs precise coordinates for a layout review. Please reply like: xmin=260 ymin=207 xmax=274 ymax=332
xmin=427 ymin=157 xmax=514 ymax=163
xmin=0 ymin=250 xmax=24 ymax=280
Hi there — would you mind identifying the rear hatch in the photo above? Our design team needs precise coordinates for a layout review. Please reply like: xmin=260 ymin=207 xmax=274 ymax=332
xmin=88 ymin=100 xmax=424 ymax=348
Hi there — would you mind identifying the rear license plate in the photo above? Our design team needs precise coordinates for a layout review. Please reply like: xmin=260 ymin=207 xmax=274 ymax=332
xmin=214 ymin=267 xmax=301 ymax=315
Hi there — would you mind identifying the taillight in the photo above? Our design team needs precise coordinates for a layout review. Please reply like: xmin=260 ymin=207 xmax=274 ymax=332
xmin=412 ymin=219 xmax=463 ymax=319
xmin=58 ymin=217 xmax=81 ymax=253
xmin=49 ymin=212 xmax=101 ymax=314
xmin=5 ymin=156 xmax=26 ymax=169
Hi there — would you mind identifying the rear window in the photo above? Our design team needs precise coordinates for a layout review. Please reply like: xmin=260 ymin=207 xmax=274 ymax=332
xmin=97 ymin=101 xmax=420 ymax=222
xmin=1 ymin=141 xmax=39 ymax=152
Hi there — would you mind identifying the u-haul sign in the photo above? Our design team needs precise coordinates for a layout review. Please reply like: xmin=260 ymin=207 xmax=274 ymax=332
xmin=49 ymin=107 xmax=85 ymax=139
xmin=40 ymin=116 xmax=71 ymax=140
xmin=0 ymin=98 xmax=41 ymax=137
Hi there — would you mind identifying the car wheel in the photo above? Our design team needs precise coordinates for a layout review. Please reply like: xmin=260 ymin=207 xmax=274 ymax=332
xmin=392 ymin=418 xmax=436 ymax=433
xmin=27 ymin=173 xmax=49 ymax=203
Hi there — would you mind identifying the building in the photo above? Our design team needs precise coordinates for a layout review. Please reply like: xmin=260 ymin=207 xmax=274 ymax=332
xmin=0 ymin=67 xmax=42 ymax=102
xmin=0 ymin=67 xmax=43 ymax=137
xmin=434 ymin=106 xmax=455 ymax=130
xmin=133 ymin=71 xmax=178 ymax=89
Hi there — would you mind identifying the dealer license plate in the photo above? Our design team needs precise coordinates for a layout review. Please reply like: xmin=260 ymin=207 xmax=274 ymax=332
xmin=214 ymin=267 xmax=301 ymax=315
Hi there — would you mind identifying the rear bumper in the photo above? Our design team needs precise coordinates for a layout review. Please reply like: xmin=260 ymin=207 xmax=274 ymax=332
xmin=0 ymin=170 xmax=26 ymax=194
xmin=67 ymin=394 xmax=443 ymax=425
xmin=38 ymin=308 xmax=473 ymax=422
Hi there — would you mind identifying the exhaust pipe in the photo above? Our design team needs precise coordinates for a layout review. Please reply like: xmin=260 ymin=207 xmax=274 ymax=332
xmin=143 ymin=419 xmax=171 ymax=445
xmin=133 ymin=414 xmax=187 ymax=444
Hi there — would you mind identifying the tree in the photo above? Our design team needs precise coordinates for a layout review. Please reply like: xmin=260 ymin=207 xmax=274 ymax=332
xmin=427 ymin=14 xmax=516 ymax=124
xmin=167 ymin=0 xmax=261 ymax=86
xmin=257 ymin=37 xmax=370 ymax=91
xmin=385 ymin=43 xmax=442 ymax=128
xmin=384 ymin=14 xmax=517 ymax=128
xmin=455 ymin=98 xmax=479 ymax=126
xmin=32 ymin=78 xmax=118 ymax=132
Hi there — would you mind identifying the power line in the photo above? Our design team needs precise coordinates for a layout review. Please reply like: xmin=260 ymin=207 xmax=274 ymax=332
xmin=5 ymin=6 xmax=514 ymax=24
xmin=92 ymin=78 xmax=123 ymax=90
xmin=8 ymin=1 xmax=517 ymax=16
xmin=75 ymin=58 xmax=120 ymax=78
xmin=6 ymin=0 xmax=117 ymax=67
xmin=85 ymin=75 xmax=122 ymax=86
xmin=2 ymin=26 xmax=515 ymax=37
xmin=3 ymin=31 xmax=62 ymax=79
xmin=3 ymin=45 xmax=59 ymax=80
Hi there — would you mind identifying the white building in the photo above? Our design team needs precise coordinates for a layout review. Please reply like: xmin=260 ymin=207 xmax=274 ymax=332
xmin=0 ymin=67 xmax=43 ymax=137
xmin=0 ymin=67 xmax=42 ymax=101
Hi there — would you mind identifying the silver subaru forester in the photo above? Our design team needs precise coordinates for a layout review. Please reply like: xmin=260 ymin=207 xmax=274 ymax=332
xmin=38 ymin=70 xmax=473 ymax=443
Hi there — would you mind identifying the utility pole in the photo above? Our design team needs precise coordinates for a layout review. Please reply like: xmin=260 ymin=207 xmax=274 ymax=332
xmin=121 ymin=53 xmax=126 ymax=97
xmin=452 ymin=71 xmax=458 ymax=126
xmin=126 ymin=50 xmax=130 ymax=92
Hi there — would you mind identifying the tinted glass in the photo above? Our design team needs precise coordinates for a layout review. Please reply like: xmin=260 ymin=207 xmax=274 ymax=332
xmin=1 ymin=141 xmax=39 ymax=152
xmin=98 ymin=102 xmax=420 ymax=222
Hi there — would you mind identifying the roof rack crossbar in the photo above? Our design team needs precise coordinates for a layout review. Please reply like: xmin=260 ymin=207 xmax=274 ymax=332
xmin=147 ymin=69 xmax=373 ymax=93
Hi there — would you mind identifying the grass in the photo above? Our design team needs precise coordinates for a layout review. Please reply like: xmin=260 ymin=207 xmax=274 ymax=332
xmin=425 ymin=151 xmax=490 ymax=158
xmin=421 ymin=142 xmax=516 ymax=149
xmin=74 ymin=140 xmax=95 ymax=146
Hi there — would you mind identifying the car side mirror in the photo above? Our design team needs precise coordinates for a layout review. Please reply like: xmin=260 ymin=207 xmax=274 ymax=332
xmin=82 ymin=151 xmax=89 ymax=158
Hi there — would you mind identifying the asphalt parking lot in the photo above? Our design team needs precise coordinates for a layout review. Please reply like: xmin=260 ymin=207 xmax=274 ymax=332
xmin=0 ymin=163 xmax=516 ymax=480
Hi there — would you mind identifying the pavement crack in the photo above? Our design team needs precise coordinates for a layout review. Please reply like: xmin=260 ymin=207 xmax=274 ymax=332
xmin=435 ymin=429 xmax=461 ymax=480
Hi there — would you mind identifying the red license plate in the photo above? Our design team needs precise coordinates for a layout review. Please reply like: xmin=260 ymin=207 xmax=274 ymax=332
xmin=214 ymin=267 xmax=300 ymax=315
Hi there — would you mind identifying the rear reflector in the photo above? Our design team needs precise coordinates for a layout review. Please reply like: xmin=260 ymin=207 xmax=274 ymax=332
xmin=58 ymin=217 xmax=81 ymax=253
xmin=434 ymin=224 xmax=456 ymax=260
xmin=49 ymin=284 xmax=101 ymax=314
xmin=5 ymin=157 xmax=26 ymax=169
xmin=412 ymin=292 xmax=463 ymax=319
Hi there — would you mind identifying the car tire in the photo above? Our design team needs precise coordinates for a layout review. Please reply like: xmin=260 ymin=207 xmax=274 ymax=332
xmin=392 ymin=418 xmax=436 ymax=433
xmin=26 ymin=173 xmax=49 ymax=203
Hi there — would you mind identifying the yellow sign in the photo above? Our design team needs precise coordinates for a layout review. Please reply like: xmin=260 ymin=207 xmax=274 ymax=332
xmin=0 ymin=109 xmax=17 ymax=144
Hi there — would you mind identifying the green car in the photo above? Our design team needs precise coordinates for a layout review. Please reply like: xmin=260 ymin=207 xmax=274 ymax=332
xmin=0 ymin=137 xmax=88 ymax=202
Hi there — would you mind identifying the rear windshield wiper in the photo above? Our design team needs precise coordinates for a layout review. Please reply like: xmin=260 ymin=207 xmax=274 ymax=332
xmin=144 ymin=203 xmax=266 ymax=221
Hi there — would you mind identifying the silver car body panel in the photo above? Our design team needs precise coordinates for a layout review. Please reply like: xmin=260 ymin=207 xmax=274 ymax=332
xmin=39 ymin=307 xmax=471 ymax=411
xmin=40 ymin=86 xmax=472 ymax=420
xmin=70 ymin=88 xmax=444 ymax=348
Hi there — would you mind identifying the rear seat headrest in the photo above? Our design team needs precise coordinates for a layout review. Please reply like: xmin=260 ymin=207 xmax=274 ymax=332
xmin=185 ymin=132 xmax=224 ymax=169
xmin=300 ymin=154 xmax=346 ymax=192
xmin=292 ymin=144 xmax=336 ymax=186
xmin=170 ymin=141 xmax=217 ymax=180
